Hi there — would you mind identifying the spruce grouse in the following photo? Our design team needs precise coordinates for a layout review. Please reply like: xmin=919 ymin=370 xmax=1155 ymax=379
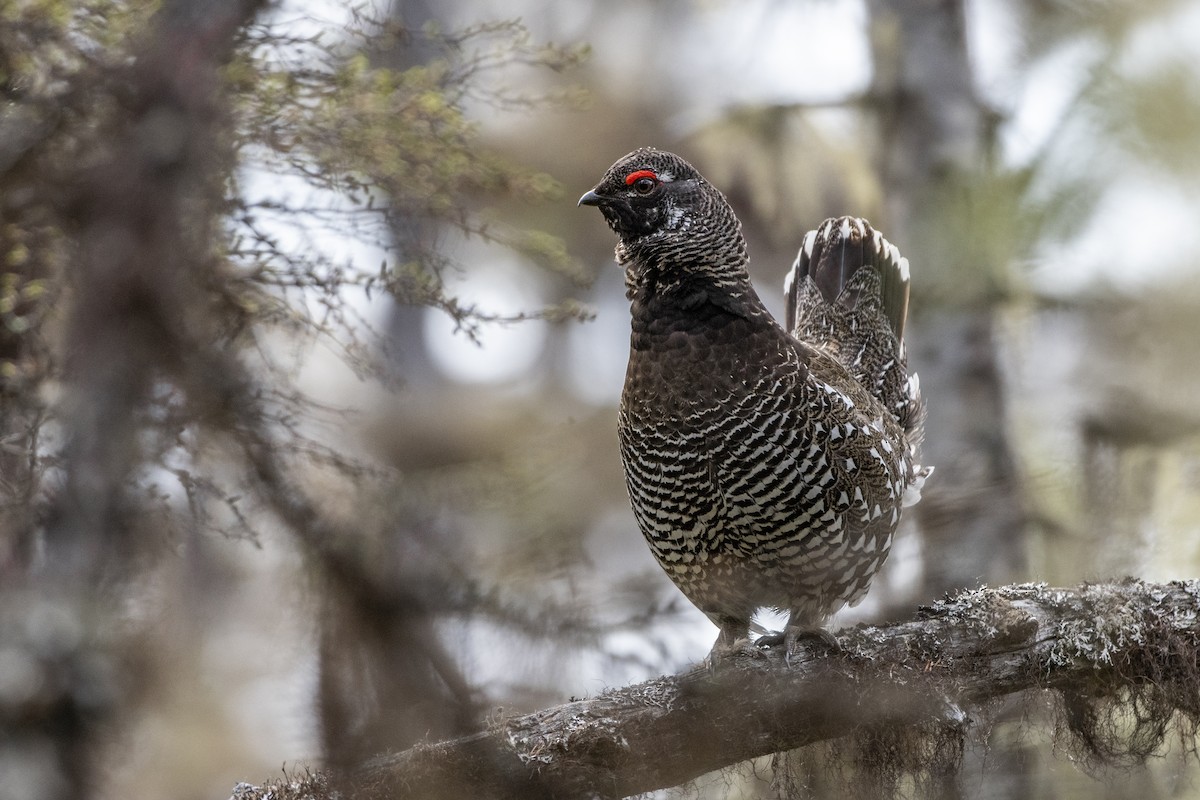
xmin=579 ymin=147 xmax=931 ymax=659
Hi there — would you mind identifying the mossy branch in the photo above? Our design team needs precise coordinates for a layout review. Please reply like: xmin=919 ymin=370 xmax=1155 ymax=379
xmin=234 ymin=579 xmax=1200 ymax=800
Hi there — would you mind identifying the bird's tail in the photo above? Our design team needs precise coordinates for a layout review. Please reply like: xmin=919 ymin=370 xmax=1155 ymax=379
xmin=784 ymin=217 xmax=923 ymax=442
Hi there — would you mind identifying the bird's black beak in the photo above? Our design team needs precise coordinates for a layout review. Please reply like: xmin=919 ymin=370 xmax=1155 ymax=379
xmin=578 ymin=189 xmax=604 ymax=207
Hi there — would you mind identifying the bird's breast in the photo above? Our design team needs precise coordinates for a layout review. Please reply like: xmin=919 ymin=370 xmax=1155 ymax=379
xmin=624 ymin=303 xmax=795 ymax=419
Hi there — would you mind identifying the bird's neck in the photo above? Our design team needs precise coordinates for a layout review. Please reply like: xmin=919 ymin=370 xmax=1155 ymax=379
xmin=625 ymin=259 xmax=776 ymax=342
xmin=620 ymin=244 xmax=764 ymax=318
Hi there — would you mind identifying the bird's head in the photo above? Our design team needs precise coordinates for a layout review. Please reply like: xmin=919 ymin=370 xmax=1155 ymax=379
xmin=579 ymin=148 xmax=750 ymax=301
xmin=578 ymin=148 xmax=704 ymax=238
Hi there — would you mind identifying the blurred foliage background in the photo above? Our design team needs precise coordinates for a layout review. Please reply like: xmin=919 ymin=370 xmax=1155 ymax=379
xmin=1 ymin=0 xmax=1199 ymax=798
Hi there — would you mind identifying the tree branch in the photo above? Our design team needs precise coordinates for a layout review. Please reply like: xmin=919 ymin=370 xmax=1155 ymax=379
xmin=231 ymin=580 xmax=1200 ymax=798
xmin=331 ymin=579 xmax=1199 ymax=799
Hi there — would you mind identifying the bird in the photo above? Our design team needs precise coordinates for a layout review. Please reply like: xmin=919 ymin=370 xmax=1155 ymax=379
xmin=578 ymin=147 xmax=931 ymax=661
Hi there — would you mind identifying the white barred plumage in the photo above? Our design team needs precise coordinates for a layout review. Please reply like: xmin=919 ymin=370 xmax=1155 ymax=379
xmin=580 ymin=148 xmax=931 ymax=659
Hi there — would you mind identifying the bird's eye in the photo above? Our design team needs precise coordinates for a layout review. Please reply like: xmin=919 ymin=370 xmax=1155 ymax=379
xmin=624 ymin=169 xmax=659 ymax=195
xmin=632 ymin=177 xmax=657 ymax=195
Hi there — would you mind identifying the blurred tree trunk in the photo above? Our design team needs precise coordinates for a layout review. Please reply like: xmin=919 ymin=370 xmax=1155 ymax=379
xmin=9 ymin=2 xmax=266 ymax=798
xmin=377 ymin=0 xmax=451 ymax=387
xmin=864 ymin=4 xmax=1029 ymax=796
xmin=866 ymin=0 xmax=1027 ymax=599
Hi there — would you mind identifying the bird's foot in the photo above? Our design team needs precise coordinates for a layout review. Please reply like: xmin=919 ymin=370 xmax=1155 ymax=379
xmin=758 ymin=626 xmax=840 ymax=667
xmin=753 ymin=630 xmax=786 ymax=648
xmin=703 ymin=636 xmax=769 ymax=673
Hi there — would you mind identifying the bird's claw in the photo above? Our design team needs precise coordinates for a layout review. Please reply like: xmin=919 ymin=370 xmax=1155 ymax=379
xmin=755 ymin=627 xmax=841 ymax=666
xmin=703 ymin=636 xmax=770 ymax=673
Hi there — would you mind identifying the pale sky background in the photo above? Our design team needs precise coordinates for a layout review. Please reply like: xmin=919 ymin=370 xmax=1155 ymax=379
xmin=250 ymin=0 xmax=1200 ymax=393
xmin=387 ymin=0 xmax=1200 ymax=384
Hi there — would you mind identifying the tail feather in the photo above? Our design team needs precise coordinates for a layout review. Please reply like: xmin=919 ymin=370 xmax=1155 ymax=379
xmin=784 ymin=217 xmax=910 ymax=340
xmin=784 ymin=216 xmax=922 ymax=439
